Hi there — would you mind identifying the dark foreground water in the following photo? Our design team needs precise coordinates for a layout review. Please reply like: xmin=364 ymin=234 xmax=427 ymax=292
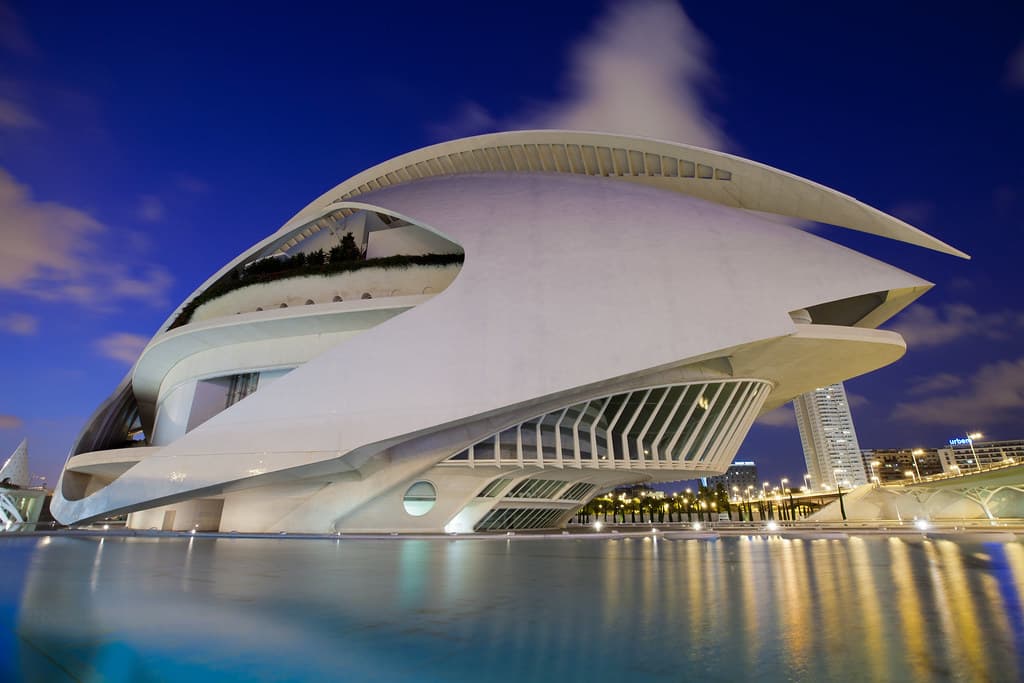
xmin=0 ymin=534 xmax=1022 ymax=682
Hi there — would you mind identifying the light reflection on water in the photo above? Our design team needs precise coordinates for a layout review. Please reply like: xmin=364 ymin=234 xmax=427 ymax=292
xmin=0 ymin=535 xmax=1021 ymax=682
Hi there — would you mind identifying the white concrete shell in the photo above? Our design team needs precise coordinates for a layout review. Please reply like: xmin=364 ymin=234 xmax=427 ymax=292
xmin=52 ymin=131 xmax=965 ymax=533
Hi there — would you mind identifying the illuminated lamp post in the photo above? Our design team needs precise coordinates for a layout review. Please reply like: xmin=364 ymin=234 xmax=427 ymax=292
xmin=967 ymin=432 xmax=983 ymax=470
xmin=870 ymin=460 xmax=881 ymax=486
xmin=911 ymin=449 xmax=924 ymax=480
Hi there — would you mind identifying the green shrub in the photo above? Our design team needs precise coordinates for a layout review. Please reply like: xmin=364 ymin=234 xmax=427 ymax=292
xmin=168 ymin=252 xmax=464 ymax=330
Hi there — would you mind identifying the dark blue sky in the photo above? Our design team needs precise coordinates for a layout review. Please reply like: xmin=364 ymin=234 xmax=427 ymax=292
xmin=1 ymin=1 xmax=1022 ymax=485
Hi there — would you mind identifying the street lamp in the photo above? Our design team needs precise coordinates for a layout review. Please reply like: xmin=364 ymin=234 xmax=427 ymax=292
xmin=904 ymin=469 xmax=917 ymax=483
xmin=967 ymin=432 xmax=983 ymax=469
xmin=870 ymin=460 xmax=881 ymax=486
xmin=803 ymin=473 xmax=811 ymax=490
xmin=911 ymin=449 xmax=924 ymax=480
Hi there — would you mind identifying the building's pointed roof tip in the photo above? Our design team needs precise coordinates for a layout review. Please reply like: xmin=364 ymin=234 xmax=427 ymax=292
xmin=283 ymin=129 xmax=969 ymax=260
xmin=0 ymin=438 xmax=29 ymax=488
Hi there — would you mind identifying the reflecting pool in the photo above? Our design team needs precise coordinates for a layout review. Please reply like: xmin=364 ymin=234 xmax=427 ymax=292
xmin=0 ymin=534 xmax=1022 ymax=681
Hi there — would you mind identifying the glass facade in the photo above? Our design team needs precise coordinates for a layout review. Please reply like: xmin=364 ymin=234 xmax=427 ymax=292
xmin=474 ymin=507 xmax=567 ymax=531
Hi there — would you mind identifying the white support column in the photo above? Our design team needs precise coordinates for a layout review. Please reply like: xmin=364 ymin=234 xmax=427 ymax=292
xmin=664 ymin=383 xmax=706 ymax=461
xmin=604 ymin=392 xmax=633 ymax=467
xmin=635 ymin=387 xmax=669 ymax=466
xmin=651 ymin=385 xmax=691 ymax=464
xmin=695 ymin=382 xmax=746 ymax=463
xmin=719 ymin=384 xmax=770 ymax=466
xmin=571 ymin=401 xmax=590 ymax=469
xmin=619 ymin=389 xmax=653 ymax=469
xmin=702 ymin=382 xmax=756 ymax=466
xmin=588 ymin=396 xmax=612 ymax=468
xmin=534 ymin=421 xmax=544 ymax=466
xmin=552 ymin=408 xmax=569 ymax=469
xmin=515 ymin=423 xmax=524 ymax=467
xmin=677 ymin=383 xmax=725 ymax=462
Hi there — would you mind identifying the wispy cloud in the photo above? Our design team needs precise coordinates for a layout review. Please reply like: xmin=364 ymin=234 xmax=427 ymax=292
xmin=435 ymin=0 xmax=728 ymax=150
xmin=0 ymin=415 xmax=23 ymax=430
xmin=0 ymin=1 xmax=36 ymax=57
xmin=0 ymin=167 xmax=104 ymax=287
xmin=888 ymin=200 xmax=935 ymax=227
xmin=846 ymin=392 xmax=869 ymax=409
xmin=427 ymin=102 xmax=497 ymax=141
xmin=755 ymin=405 xmax=796 ymax=428
xmin=893 ymin=356 xmax=1024 ymax=427
xmin=0 ymin=168 xmax=173 ymax=308
xmin=176 ymin=174 xmax=209 ymax=194
xmin=0 ymin=312 xmax=37 ymax=335
xmin=1007 ymin=40 xmax=1024 ymax=88
xmin=0 ymin=97 xmax=41 ymax=129
xmin=137 ymin=195 xmax=164 ymax=222
xmin=887 ymin=303 xmax=1024 ymax=348
xmin=94 ymin=332 xmax=148 ymax=364
xmin=906 ymin=372 xmax=962 ymax=396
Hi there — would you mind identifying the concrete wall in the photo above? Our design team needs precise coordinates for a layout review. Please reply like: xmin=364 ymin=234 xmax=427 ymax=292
xmin=127 ymin=498 xmax=224 ymax=531
xmin=366 ymin=224 xmax=461 ymax=259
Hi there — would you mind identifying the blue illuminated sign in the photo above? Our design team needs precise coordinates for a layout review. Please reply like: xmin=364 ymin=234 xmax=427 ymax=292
xmin=948 ymin=437 xmax=972 ymax=446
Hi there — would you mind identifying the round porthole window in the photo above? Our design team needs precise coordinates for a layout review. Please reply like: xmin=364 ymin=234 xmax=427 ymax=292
xmin=402 ymin=481 xmax=437 ymax=516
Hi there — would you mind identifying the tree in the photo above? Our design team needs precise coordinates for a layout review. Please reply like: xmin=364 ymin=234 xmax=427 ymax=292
xmin=307 ymin=249 xmax=326 ymax=266
xmin=334 ymin=231 xmax=362 ymax=262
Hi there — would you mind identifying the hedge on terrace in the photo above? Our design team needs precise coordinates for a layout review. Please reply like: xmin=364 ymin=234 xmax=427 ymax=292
xmin=169 ymin=252 xmax=464 ymax=330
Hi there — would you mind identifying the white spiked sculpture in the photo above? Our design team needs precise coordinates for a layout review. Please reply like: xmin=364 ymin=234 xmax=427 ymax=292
xmin=0 ymin=438 xmax=29 ymax=488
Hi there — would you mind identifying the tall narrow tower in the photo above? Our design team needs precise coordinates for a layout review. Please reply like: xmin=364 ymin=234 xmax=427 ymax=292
xmin=793 ymin=383 xmax=867 ymax=489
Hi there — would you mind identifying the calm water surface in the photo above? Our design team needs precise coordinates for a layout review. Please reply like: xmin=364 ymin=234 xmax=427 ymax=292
xmin=0 ymin=534 xmax=1021 ymax=682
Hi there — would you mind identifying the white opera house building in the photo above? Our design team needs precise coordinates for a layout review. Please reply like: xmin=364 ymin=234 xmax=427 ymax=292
xmin=51 ymin=131 xmax=966 ymax=533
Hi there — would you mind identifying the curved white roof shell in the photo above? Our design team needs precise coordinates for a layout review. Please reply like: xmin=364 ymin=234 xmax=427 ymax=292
xmin=159 ymin=130 xmax=965 ymax=335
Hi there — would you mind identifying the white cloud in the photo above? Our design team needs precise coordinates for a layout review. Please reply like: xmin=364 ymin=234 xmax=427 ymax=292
xmin=887 ymin=303 xmax=1024 ymax=348
xmin=0 ymin=312 xmax=37 ymax=335
xmin=0 ymin=167 xmax=173 ymax=307
xmin=518 ymin=0 xmax=726 ymax=147
xmin=428 ymin=102 xmax=497 ymax=141
xmin=1007 ymin=41 xmax=1024 ymax=88
xmin=846 ymin=392 xmax=869 ymax=409
xmin=0 ymin=414 xmax=23 ymax=430
xmin=906 ymin=372 xmax=963 ymax=396
xmin=94 ymin=332 xmax=148 ymax=363
xmin=0 ymin=167 xmax=104 ymax=287
xmin=138 ymin=195 xmax=164 ymax=222
xmin=0 ymin=98 xmax=41 ymax=129
xmin=436 ymin=0 xmax=728 ymax=150
xmin=755 ymin=404 xmax=796 ymax=428
xmin=893 ymin=356 xmax=1024 ymax=427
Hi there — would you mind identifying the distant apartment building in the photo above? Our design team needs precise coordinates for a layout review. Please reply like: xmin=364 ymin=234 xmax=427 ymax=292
xmin=707 ymin=460 xmax=759 ymax=492
xmin=937 ymin=438 xmax=1024 ymax=473
xmin=794 ymin=382 xmax=867 ymax=488
xmin=861 ymin=448 xmax=942 ymax=483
